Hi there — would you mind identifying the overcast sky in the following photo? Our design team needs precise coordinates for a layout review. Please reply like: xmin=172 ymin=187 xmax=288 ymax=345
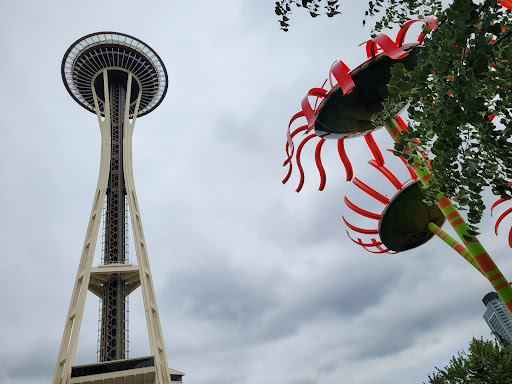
xmin=1 ymin=1 xmax=512 ymax=384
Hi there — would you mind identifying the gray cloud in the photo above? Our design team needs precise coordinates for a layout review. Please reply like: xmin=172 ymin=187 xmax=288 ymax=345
xmin=2 ymin=1 xmax=511 ymax=384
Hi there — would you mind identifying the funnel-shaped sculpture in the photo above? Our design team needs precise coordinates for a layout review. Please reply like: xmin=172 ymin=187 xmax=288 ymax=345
xmin=283 ymin=18 xmax=437 ymax=191
xmin=341 ymin=134 xmax=484 ymax=275
xmin=342 ymin=148 xmax=445 ymax=254
xmin=282 ymin=15 xmax=512 ymax=313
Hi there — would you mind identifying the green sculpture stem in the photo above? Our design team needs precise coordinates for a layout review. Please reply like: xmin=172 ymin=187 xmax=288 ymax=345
xmin=427 ymin=222 xmax=483 ymax=275
xmin=383 ymin=116 xmax=512 ymax=312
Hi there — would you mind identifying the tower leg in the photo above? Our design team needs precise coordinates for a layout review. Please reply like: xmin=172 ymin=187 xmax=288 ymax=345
xmin=122 ymin=73 xmax=172 ymax=384
xmin=53 ymin=71 xmax=112 ymax=384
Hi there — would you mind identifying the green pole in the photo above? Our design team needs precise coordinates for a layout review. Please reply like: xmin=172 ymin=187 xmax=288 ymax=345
xmin=384 ymin=116 xmax=512 ymax=313
xmin=427 ymin=222 xmax=483 ymax=275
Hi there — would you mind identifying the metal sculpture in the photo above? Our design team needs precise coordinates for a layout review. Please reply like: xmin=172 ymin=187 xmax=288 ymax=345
xmin=342 ymin=147 xmax=443 ymax=253
xmin=283 ymin=15 xmax=512 ymax=313
xmin=283 ymin=18 xmax=436 ymax=191
xmin=343 ymin=136 xmax=483 ymax=275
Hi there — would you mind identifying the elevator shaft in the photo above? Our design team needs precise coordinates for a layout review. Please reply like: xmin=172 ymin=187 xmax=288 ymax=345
xmin=100 ymin=80 xmax=127 ymax=361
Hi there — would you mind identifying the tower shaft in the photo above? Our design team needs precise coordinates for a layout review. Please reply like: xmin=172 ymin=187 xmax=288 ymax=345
xmin=100 ymin=81 xmax=127 ymax=361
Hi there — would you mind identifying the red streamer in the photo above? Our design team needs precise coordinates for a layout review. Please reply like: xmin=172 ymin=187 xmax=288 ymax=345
xmin=395 ymin=17 xmax=438 ymax=47
xmin=364 ymin=132 xmax=385 ymax=167
xmin=491 ymin=198 xmax=508 ymax=215
xmin=495 ymin=207 xmax=512 ymax=235
xmin=301 ymin=88 xmax=327 ymax=134
xmin=344 ymin=196 xmax=381 ymax=220
xmin=391 ymin=117 xmax=419 ymax=180
xmin=353 ymin=178 xmax=390 ymax=204
xmin=284 ymin=111 xmax=305 ymax=164
xmin=295 ymin=133 xmax=318 ymax=192
xmin=283 ymin=125 xmax=308 ymax=167
xmin=343 ymin=216 xmax=379 ymax=234
xmin=346 ymin=232 xmax=382 ymax=247
xmin=366 ymin=33 xmax=409 ymax=60
xmin=337 ymin=138 xmax=353 ymax=181
xmin=315 ymin=138 xmax=327 ymax=191
xmin=282 ymin=161 xmax=293 ymax=185
xmin=368 ymin=160 xmax=403 ymax=190
xmin=283 ymin=124 xmax=309 ymax=185
xmin=368 ymin=238 xmax=396 ymax=254
xmin=329 ymin=60 xmax=355 ymax=95
xmin=346 ymin=232 xmax=394 ymax=253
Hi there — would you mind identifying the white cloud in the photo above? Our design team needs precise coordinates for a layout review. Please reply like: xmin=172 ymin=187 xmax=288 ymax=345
xmin=0 ymin=1 xmax=510 ymax=384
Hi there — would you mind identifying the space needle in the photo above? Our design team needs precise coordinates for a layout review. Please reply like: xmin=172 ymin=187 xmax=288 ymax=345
xmin=53 ymin=32 xmax=183 ymax=384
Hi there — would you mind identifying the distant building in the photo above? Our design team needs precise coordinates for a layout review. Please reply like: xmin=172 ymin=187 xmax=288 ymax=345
xmin=482 ymin=292 xmax=512 ymax=345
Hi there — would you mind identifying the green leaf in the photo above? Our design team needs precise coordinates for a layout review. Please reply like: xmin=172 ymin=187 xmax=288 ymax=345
xmin=387 ymin=85 xmax=399 ymax=94
xmin=397 ymin=81 xmax=412 ymax=92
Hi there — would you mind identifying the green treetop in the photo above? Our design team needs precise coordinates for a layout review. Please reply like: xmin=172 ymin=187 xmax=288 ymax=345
xmin=426 ymin=337 xmax=512 ymax=384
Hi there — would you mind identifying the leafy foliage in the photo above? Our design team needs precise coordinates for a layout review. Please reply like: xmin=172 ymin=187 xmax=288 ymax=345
xmin=373 ymin=0 xmax=512 ymax=226
xmin=274 ymin=0 xmax=341 ymax=31
xmin=274 ymin=0 xmax=442 ymax=31
xmin=425 ymin=337 xmax=512 ymax=384
xmin=279 ymin=0 xmax=512 ymax=225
